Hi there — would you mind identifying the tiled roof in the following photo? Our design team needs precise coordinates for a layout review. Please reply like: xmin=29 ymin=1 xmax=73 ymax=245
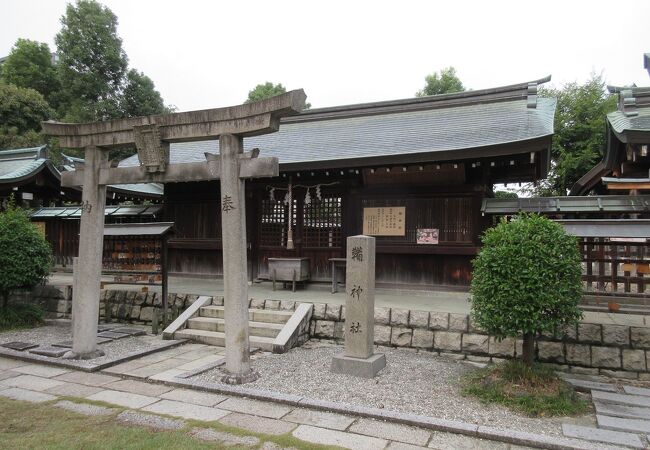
xmin=607 ymin=86 xmax=650 ymax=137
xmin=120 ymin=78 xmax=556 ymax=170
xmin=0 ymin=145 xmax=59 ymax=183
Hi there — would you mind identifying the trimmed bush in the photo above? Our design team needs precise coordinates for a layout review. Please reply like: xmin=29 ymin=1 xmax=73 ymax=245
xmin=470 ymin=213 xmax=582 ymax=365
xmin=0 ymin=199 xmax=52 ymax=309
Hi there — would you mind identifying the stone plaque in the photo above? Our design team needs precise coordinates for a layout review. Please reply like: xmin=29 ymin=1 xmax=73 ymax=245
xmin=362 ymin=207 xmax=405 ymax=236
xmin=1 ymin=341 xmax=38 ymax=351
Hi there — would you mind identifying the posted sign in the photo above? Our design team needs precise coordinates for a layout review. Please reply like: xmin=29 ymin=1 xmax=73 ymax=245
xmin=362 ymin=207 xmax=405 ymax=236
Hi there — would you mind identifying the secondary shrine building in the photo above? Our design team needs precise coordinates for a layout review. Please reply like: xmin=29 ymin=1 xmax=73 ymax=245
xmin=119 ymin=77 xmax=556 ymax=290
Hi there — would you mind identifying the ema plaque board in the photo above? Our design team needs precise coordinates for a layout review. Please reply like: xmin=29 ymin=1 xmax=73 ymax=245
xmin=362 ymin=207 xmax=405 ymax=236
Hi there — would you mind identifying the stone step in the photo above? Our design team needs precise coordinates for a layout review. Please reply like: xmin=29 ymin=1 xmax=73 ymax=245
xmin=561 ymin=424 xmax=643 ymax=449
xmin=595 ymin=401 xmax=650 ymax=420
xmin=597 ymin=414 xmax=650 ymax=433
xmin=186 ymin=317 xmax=283 ymax=338
xmin=562 ymin=377 xmax=617 ymax=393
xmin=592 ymin=390 xmax=650 ymax=408
xmin=199 ymin=306 xmax=293 ymax=324
xmin=174 ymin=329 xmax=276 ymax=352
xmin=624 ymin=386 xmax=650 ymax=397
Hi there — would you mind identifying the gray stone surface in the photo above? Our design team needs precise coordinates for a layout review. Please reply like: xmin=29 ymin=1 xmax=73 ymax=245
xmin=142 ymin=399 xmax=230 ymax=421
xmin=283 ymin=408 xmax=355 ymax=431
xmin=562 ymin=377 xmax=616 ymax=392
xmin=488 ymin=337 xmax=515 ymax=356
xmin=409 ymin=310 xmax=429 ymax=328
xmin=427 ymin=431 xmax=509 ymax=449
xmin=12 ymin=364 xmax=70 ymax=377
xmin=349 ymin=418 xmax=430 ymax=446
xmin=600 ymin=369 xmax=638 ymax=380
xmin=292 ymin=424 xmax=387 ymax=450
xmin=462 ymin=334 xmax=489 ymax=354
xmin=331 ymin=352 xmax=386 ymax=378
xmin=46 ymin=382 xmax=103 ymax=397
xmin=592 ymin=390 xmax=650 ymax=407
xmin=595 ymin=401 xmax=650 ymax=420
xmin=623 ymin=349 xmax=646 ymax=371
xmin=188 ymin=427 xmax=260 ymax=446
xmin=55 ymin=400 xmax=116 ymax=416
xmin=434 ymin=331 xmax=462 ymax=351
xmin=631 ymin=327 xmax=650 ymax=348
xmin=96 ymin=331 xmax=129 ymax=340
xmin=597 ymin=413 xmax=650 ymax=433
xmin=0 ymin=387 xmax=57 ymax=403
xmin=374 ymin=325 xmax=392 ymax=346
xmin=117 ymin=410 xmax=186 ymax=430
xmin=218 ymin=397 xmax=292 ymax=419
xmin=87 ymin=389 xmax=160 ymax=409
xmin=578 ymin=323 xmax=602 ymax=343
xmin=602 ymin=324 xmax=630 ymax=346
xmin=1 ymin=342 xmax=38 ymax=351
xmin=411 ymin=329 xmax=434 ymax=348
xmin=314 ymin=320 xmax=335 ymax=339
xmin=591 ymin=347 xmax=621 ymax=368
xmin=29 ymin=346 xmax=68 ymax=357
xmin=325 ymin=304 xmax=342 ymax=321
xmin=448 ymin=314 xmax=468 ymax=332
xmin=54 ymin=371 xmax=119 ymax=386
xmin=624 ymin=386 xmax=650 ymax=397
xmin=537 ymin=341 xmax=564 ymax=363
xmin=110 ymin=327 xmax=146 ymax=336
xmin=343 ymin=235 xmax=376 ymax=360
xmin=565 ymin=343 xmax=591 ymax=366
xmin=220 ymin=412 xmax=297 ymax=435
xmin=390 ymin=309 xmax=409 ymax=327
xmin=312 ymin=303 xmax=326 ymax=320
xmin=2 ymin=374 xmax=65 ymax=391
xmin=429 ymin=312 xmax=449 ymax=330
xmin=105 ymin=379 xmax=173 ymax=397
xmin=160 ymin=388 xmax=227 ymax=407
xmin=390 ymin=327 xmax=413 ymax=347
xmin=374 ymin=307 xmax=391 ymax=325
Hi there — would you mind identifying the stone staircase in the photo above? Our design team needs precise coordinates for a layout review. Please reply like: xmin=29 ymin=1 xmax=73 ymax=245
xmin=165 ymin=297 xmax=312 ymax=353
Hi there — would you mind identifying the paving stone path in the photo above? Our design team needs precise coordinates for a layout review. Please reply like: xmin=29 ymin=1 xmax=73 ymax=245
xmin=562 ymin=374 xmax=650 ymax=448
xmin=0 ymin=347 xmax=630 ymax=450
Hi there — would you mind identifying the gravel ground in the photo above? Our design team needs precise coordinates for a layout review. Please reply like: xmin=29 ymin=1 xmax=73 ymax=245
xmin=0 ymin=323 xmax=170 ymax=368
xmin=196 ymin=341 xmax=595 ymax=437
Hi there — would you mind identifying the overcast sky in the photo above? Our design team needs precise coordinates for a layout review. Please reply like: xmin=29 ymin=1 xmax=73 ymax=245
xmin=3 ymin=0 xmax=649 ymax=112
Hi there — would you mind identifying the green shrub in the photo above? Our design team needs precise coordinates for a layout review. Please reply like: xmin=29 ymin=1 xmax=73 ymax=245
xmin=0 ymin=303 xmax=44 ymax=329
xmin=0 ymin=199 xmax=53 ymax=309
xmin=470 ymin=213 xmax=582 ymax=365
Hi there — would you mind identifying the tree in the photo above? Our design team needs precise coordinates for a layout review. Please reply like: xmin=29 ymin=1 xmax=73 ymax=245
xmin=0 ymin=81 xmax=53 ymax=150
xmin=55 ymin=0 xmax=128 ymax=122
xmin=0 ymin=39 xmax=60 ymax=106
xmin=534 ymin=73 xmax=617 ymax=196
xmin=470 ymin=214 xmax=582 ymax=366
xmin=245 ymin=82 xmax=311 ymax=108
xmin=0 ymin=199 xmax=53 ymax=309
xmin=494 ymin=190 xmax=518 ymax=199
xmin=416 ymin=67 xmax=465 ymax=97
xmin=120 ymin=69 xmax=169 ymax=117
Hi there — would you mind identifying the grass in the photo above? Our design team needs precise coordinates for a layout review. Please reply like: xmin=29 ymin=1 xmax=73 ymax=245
xmin=461 ymin=359 xmax=589 ymax=417
xmin=0 ymin=303 xmax=44 ymax=330
xmin=0 ymin=396 xmax=343 ymax=450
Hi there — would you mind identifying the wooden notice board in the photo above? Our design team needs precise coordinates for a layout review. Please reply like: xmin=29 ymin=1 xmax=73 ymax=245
xmin=363 ymin=207 xmax=406 ymax=236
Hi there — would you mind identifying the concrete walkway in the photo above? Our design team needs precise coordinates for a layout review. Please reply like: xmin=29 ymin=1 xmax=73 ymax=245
xmin=0 ymin=349 xmax=544 ymax=450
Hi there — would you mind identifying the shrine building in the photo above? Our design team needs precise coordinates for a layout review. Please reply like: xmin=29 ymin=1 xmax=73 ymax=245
xmin=116 ymin=77 xmax=556 ymax=290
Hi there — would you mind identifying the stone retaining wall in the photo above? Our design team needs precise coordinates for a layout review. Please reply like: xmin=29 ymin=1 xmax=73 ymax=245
xmin=18 ymin=287 xmax=650 ymax=379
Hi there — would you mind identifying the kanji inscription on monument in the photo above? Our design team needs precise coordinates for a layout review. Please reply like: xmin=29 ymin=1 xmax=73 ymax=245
xmin=331 ymin=235 xmax=386 ymax=378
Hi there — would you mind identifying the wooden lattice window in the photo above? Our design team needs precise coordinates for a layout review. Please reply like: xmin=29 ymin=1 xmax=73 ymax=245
xmin=303 ymin=196 xmax=342 ymax=248
xmin=260 ymin=199 xmax=287 ymax=247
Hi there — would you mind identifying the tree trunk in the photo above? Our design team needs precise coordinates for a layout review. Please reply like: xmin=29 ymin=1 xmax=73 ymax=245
xmin=522 ymin=332 xmax=535 ymax=366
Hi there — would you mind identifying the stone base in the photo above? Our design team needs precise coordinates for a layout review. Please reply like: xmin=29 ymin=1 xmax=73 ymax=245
xmin=62 ymin=349 xmax=105 ymax=360
xmin=220 ymin=369 xmax=260 ymax=385
xmin=330 ymin=352 xmax=386 ymax=378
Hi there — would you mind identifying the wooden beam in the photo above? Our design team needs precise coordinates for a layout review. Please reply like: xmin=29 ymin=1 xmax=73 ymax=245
xmin=606 ymin=182 xmax=650 ymax=190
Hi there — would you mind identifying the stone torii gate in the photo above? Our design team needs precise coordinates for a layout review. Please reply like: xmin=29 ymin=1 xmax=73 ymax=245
xmin=42 ymin=91 xmax=306 ymax=384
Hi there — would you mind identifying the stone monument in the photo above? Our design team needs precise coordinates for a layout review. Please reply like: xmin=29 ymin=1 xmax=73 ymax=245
xmin=42 ymin=91 xmax=307 ymax=384
xmin=331 ymin=235 xmax=386 ymax=378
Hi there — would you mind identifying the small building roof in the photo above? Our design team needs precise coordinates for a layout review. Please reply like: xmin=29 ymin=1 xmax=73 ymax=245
xmin=103 ymin=222 xmax=173 ymax=236
xmin=556 ymin=219 xmax=650 ymax=238
xmin=0 ymin=145 xmax=60 ymax=184
xmin=481 ymin=195 xmax=650 ymax=215
xmin=30 ymin=204 xmax=163 ymax=219
xmin=119 ymin=77 xmax=556 ymax=172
